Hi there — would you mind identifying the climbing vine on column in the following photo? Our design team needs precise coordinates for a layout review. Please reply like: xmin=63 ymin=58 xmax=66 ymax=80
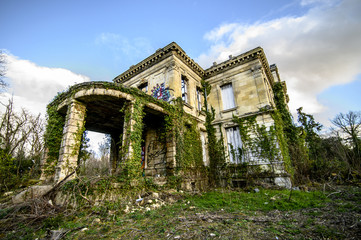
xmin=201 ymin=80 xmax=226 ymax=185
xmin=43 ymin=104 xmax=65 ymax=176
xmin=118 ymin=99 xmax=145 ymax=180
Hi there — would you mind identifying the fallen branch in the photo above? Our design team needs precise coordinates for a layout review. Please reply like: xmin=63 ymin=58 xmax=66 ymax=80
xmin=326 ymin=191 xmax=342 ymax=198
xmin=43 ymin=167 xmax=79 ymax=199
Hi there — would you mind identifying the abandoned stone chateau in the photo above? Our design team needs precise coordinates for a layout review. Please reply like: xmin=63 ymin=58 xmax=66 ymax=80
xmin=42 ymin=42 xmax=291 ymax=189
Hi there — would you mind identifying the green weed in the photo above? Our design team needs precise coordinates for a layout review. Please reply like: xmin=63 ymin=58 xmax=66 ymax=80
xmin=186 ymin=189 xmax=328 ymax=212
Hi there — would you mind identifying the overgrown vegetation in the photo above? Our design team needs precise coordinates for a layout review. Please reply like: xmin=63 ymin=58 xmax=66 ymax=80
xmin=0 ymin=78 xmax=361 ymax=239
xmin=0 ymin=98 xmax=44 ymax=192
xmin=42 ymin=103 xmax=65 ymax=178
xmin=117 ymin=99 xmax=146 ymax=180
xmin=272 ymin=82 xmax=361 ymax=184
xmin=1 ymin=186 xmax=360 ymax=239
xmin=201 ymin=80 xmax=226 ymax=186
xmin=43 ymin=82 xmax=207 ymax=188
xmin=1 ymin=78 xmax=360 ymax=194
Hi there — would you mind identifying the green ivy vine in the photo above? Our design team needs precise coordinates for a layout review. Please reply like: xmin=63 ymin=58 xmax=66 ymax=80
xmin=201 ymin=80 xmax=226 ymax=185
xmin=118 ymin=98 xmax=145 ymax=180
xmin=43 ymin=104 xmax=65 ymax=176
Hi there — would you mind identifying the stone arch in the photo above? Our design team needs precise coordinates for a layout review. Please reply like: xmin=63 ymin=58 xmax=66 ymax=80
xmin=48 ymin=82 xmax=175 ymax=183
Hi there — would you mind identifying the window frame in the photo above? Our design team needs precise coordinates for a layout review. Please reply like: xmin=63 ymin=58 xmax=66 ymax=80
xmin=196 ymin=87 xmax=202 ymax=111
xmin=181 ymin=75 xmax=188 ymax=103
xmin=220 ymin=83 xmax=236 ymax=110
xmin=226 ymin=126 xmax=243 ymax=164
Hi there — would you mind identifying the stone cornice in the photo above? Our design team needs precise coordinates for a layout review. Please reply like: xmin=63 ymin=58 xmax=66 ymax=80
xmin=258 ymin=49 xmax=275 ymax=86
xmin=112 ymin=43 xmax=275 ymax=87
xmin=113 ymin=42 xmax=204 ymax=84
xmin=204 ymin=47 xmax=275 ymax=86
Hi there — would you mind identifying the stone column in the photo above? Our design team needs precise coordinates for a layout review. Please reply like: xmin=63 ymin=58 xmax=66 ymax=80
xmin=116 ymin=101 xmax=136 ymax=173
xmin=109 ymin=134 xmax=120 ymax=174
xmin=54 ymin=99 xmax=86 ymax=183
xmin=122 ymin=101 xmax=135 ymax=159
xmin=39 ymin=148 xmax=51 ymax=182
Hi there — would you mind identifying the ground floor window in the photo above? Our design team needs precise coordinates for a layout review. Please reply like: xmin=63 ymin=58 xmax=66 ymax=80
xmin=226 ymin=126 xmax=242 ymax=164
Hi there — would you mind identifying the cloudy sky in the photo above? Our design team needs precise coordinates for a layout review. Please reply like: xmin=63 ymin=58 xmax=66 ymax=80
xmin=1 ymin=0 xmax=360 ymax=147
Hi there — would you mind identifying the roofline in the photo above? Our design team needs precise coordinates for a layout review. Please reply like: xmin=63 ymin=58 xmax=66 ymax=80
xmin=113 ymin=42 xmax=204 ymax=84
xmin=204 ymin=47 xmax=275 ymax=85
xmin=113 ymin=43 xmax=275 ymax=86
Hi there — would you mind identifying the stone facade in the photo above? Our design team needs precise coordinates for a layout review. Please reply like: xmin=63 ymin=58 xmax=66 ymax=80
xmin=46 ymin=42 xmax=291 ymax=188
xmin=54 ymin=99 xmax=86 ymax=182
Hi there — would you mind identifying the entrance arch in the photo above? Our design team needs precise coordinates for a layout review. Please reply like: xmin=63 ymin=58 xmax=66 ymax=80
xmin=47 ymin=82 xmax=175 ymax=183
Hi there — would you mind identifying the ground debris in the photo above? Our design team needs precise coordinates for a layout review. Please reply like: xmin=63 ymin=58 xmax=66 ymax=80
xmin=1 ymin=186 xmax=360 ymax=239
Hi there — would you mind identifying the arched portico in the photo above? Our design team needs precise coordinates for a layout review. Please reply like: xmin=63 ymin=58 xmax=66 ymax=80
xmin=48 ymin=82 xmax=176 ymax=183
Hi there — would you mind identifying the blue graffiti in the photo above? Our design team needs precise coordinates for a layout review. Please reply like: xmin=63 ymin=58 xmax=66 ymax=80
xmin=151 ymin=83 xmax=171 ymax=102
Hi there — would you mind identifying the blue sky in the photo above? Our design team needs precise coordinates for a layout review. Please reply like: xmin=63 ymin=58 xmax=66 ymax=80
xmin=1 ymin=0 xmax=361 ymax=148
xmin=1 ymin=0 xmax=310 ymax=78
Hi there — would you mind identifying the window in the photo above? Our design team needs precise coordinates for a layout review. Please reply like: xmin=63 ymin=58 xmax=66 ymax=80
xmin=226 ymin=127 xmax=242 ymax=164
xmin=138 ymin=82 xmax=148 ymax=93
xmin=221 ymin=83 xmax=236 ymax=110
xmin=196 ymin=87 xmax=202 ymax=111
xmin=181 ymin=76 xmax=188 ymax=103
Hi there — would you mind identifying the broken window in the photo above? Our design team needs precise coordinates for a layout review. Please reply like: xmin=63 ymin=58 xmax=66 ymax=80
xmin=138 ymin=82 xmax=148 ymax=93
xmin=196 ymin=87 xmax=202 ymax=111
xmin=226 ymin=126 xmax=242 ymax=164
xmin=221 ymin=83 xmax=236 ymax=110
xmin=181 ymin=75 xmax=188 ymax=103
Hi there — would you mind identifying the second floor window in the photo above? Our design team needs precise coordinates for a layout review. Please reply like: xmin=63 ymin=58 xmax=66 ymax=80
xmin=181 ymin=76 xmax=188 ymax=103
xmin=221 ymin=83 xmax=236 ymax=110
xmin=196 ymin=87 xmax=202 ymax=111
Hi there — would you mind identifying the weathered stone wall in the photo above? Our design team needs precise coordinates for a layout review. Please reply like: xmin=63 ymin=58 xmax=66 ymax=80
xmin=54 ymin=99 xmax=86 ymax=183
xmin=171 ymin=57 xmax=204 ymax=118
xmin=123 ymin=55 xmax=206 ymax=123
xmin=144 ymin=128 xmax=167 ymax=177
xmin=121 ymin=54 xmax=207 ymax=171
xmin=205 ymin=58 xmax=278 ymax=164
xmin=206 ymin=59 xmax=274 ymax=123
xmin=123 ymin=56 xmax=176 ymax=101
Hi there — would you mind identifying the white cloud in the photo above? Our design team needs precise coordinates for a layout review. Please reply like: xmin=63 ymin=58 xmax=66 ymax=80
xmin=198 ymin=0 xmax=361 ymax=125
xmin=204 ymin=23 xmax=238 ymax=42
xmin=300 ymin=0 xmax=339 ymax=6
xmin=1 ymin=53 xmax=90 ymax=116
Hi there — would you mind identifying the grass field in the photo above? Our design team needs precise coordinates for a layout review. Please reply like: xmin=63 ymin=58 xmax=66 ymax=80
xmin=1 ymin=185 xmax=360 ymax=239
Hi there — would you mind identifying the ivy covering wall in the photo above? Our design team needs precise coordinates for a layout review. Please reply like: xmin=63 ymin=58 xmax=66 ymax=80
xmin=43 ymin=103 xmax=65 ymax=177
xmin=272 ymin=82 xmax=309 ymax=181
xmin=44 ymin=82 xmax=206 ymax=186
xmin=43 ymin=80 xmax=296 ymax=188
xmin=201 ymin=79 xmax=295 ymax=185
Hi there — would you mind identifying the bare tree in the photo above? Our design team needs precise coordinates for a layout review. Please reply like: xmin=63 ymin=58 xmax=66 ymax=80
xmin=331 ymin=111 xmax=361 ymax=168
xmin=98 ymin=134 xmax=111 ymax=161
xmin=0 ymin=98 xmax=44 ymax=177
xmin=0 ymin=50 xmax=7 ymax=89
